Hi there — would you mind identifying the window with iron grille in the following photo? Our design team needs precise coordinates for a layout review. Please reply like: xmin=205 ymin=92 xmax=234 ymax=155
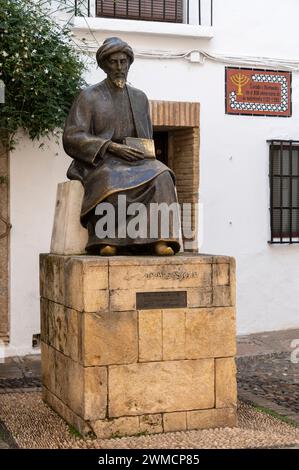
xmin=75 ymin=1 xmax=214 ymax=26
xmin=269 ymin=140 xmax=299 ymax=243
xmin=96 ymin=0 xmax=184 ymax=23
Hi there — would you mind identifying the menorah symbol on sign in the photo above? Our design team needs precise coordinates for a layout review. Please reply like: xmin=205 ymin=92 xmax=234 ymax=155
xmin=230 ymin=73 xmax=250 ymax=96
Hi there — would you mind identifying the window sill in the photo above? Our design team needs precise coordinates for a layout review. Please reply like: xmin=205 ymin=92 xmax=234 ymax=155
xmin=71 ymin=16 xmax=214 ymax=39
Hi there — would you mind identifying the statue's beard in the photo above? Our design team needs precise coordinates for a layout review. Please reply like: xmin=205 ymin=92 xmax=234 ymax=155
xmin=112 ymin=78 xmax=126 ymax=88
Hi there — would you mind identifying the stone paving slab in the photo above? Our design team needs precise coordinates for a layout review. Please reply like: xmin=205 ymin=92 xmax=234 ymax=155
xmin=0 ymin=357 xmax=24 ymax=379
xmin=0 ymin=354 xmax=41 ymax=391
xmin=237 ymin=328 xmax=299 ymax=357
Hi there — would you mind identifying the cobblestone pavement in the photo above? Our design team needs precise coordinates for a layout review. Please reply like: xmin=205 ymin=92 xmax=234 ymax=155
xmin=236 ymin=328 xmax=299 ymax=425
xmin=237 ymin=352 xmax=299 ymax=414
xmin=0 ymin=377 xmax=41 ymax=391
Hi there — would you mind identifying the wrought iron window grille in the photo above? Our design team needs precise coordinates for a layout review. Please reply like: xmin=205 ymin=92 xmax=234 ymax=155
xmin=74 ymin=1 xmax=213 ymax=26
xmin=268 ymin=140 xmax=299 ymax=244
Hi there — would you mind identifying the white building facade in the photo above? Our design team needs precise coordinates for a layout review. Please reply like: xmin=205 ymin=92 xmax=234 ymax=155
xmin=4 ymin=0 xmax=299 ymax=356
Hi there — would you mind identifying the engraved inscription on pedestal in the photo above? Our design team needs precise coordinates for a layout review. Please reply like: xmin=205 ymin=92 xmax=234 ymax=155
xmin=136 ymin=291 xmax=187 ymax=310
xmin=144 ymin=271 xmax=199 ymax=281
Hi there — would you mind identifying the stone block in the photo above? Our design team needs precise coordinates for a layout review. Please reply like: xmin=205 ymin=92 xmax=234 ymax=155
xmin=84 ymin=366 xmax=108 ymax=420
xmin=108 ymin=359 xmax=214 ymax=417
xmin=43 ymin=387 xmax=95 ymax=438
xmin=64 ymin=257 xmax=109 ymax=312
xmin=213 ymin=286 xmax=232 ymax=306
xmin=82 ymin=263 xmax=109 ymax=311
xmin=212 ymin=257 xmax=236 ymax=308
xmin=229 ymin=258 xmax=236 ymax=307
xmin=41 ymin=342 xmax=55 ymax=393
xmin=110 ymin=289 xmax=136 ymax=311
xmin=40 ymin=254 xmax=65 ymax=303
xmin=213 ymin=263 xmax=229 ymax=286
xmin=162 ymin=309 xmax=186 ymax=360
xmin=187 ymin=408 xmax=237 ymax=430
xmin=50 ymin=302 xmax=64 ymax=349
xmin=39 ymin=255 xmax=47 ymax=299
xmin=187 ymin=287 xmax=212 ymax=308
xmin=55 ymin=349 xmax=69 ymax=405
xmin=67 ymin=356 xmax=84 ymax=417
xmin=44 ymin=301 xmax=79 ymax=361
xmin=50 ymin=181 xmax=88 ymax=255
xmin=216 ymin=358 xmax=237 ymax=409
xmin=82 ymin=311 xmax=138 ymax=366
xmin=212 ymin=255 xmax=232 ymax=264
xmin=138 ymin=310 xmax=162 ymax=362
xmin=49 ymin=348 xmax=108 ymax=419
xmin=185 ymin=307 xmax=236 ymax=358
xmin=41 ymin=255 xmax=109 ymax=312
xmin=163 ymin=412 xmax=187 ymax=432
xmin=64 ymin=307 xmax=80 ymax=361
xmin=40 ymin=298 xmax=49 ymax=344
xmin=139 ymin=414 xmax=163 ymax=435
xmin=91 ymin=416 xmax=140 ymax=439
xmin=63 ymin=258 xmax=83 ymax=310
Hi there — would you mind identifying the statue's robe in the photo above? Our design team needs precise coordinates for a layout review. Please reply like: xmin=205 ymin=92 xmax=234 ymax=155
xmin=63 ymin=79 xmax=180 ymax=253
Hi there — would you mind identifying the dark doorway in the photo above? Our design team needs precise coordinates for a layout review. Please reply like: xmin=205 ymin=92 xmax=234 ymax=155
xmin=153 ymin=131 xmax=168 ymax=165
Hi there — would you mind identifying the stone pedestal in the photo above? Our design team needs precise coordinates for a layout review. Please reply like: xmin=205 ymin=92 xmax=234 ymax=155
xmin=40 ymin=253 xmax=237 ymax=438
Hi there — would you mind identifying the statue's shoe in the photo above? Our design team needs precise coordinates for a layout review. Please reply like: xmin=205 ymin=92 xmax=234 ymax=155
xmin=100 ymin=245 xmax=117 ymax=256
xmin=154 ymin=241 xmax=174 ymax=256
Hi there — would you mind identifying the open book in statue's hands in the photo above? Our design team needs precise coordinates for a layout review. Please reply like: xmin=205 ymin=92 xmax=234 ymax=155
xmin=124 ymin=137 xmax=156 ymax=159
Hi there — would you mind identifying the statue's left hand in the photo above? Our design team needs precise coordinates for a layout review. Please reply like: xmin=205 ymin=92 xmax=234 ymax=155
xmin=108 ymin=142 xmax=144 ymax=162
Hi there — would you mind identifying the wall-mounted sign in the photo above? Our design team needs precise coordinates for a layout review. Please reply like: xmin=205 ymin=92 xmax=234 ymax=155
xmin=225 ymin=67 xmax=292 ymax=117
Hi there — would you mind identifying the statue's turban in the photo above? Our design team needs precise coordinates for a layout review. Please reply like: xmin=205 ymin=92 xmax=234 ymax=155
xmin=96 ymin=37 xmax=134 ymax=69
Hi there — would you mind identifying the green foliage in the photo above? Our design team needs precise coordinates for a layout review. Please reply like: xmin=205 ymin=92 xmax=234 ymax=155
xmin=0 ymin=0 xmax=86 ymax=146
xmin=68 ymin=425 xmax=83 ymax=439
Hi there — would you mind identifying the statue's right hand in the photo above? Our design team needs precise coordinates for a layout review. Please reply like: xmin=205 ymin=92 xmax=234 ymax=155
xmin=108 ymin=142 xmax=144 ymax=162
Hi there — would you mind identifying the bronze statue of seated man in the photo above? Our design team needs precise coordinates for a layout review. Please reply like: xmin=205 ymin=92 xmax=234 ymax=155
xmin=63 ymin=37 xmax=181 ymax=256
